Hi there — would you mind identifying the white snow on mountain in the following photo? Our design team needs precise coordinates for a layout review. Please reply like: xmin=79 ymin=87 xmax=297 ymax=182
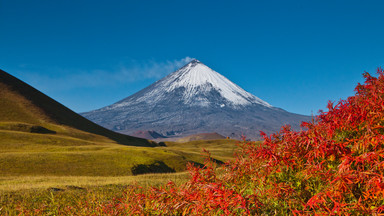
xmin=109 ymin=59 xmax=271 ymax=109
xmin=163 ymin=60 xmax=271 ymax=107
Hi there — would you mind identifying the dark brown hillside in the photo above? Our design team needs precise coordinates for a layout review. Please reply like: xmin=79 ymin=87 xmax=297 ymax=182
xmin=0 ymin=69 xmax=156 ymax=147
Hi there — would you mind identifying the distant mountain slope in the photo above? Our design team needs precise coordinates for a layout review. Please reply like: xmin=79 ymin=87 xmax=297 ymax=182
xmin=0 ymin=69 xmax=155 ymax=147
xmin=82 ymin=59 xmax=311 ymax=140
xmin=177 ymin=132 xmax=226 ymax=142
xmin=130 ymin=130 xmax=167 ymax=140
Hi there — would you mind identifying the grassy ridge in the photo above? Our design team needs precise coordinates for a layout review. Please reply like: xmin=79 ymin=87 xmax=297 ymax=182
xmin=0 ymin=69 xmax=155 ymax=147
xmin=0 ymin=148 xmax=184 ymax=176
xmin=0 ymin=127 xmax=185 ymax=176
xmin=0 ymin=69 xmax=189 ymax=176
xmin=0 ymin=136 xmax=239 ymax=177
xmin=0 ymin=125 xmax=239 ymax=176
xmin=0 ymin=139 xmax=239 ymax=215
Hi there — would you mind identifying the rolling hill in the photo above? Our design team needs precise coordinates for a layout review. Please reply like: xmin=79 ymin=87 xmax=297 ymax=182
xmin=1 ymin=69 xmax=229 ymax=176
xmin=0 ymin=69 xmax=155 ymax=147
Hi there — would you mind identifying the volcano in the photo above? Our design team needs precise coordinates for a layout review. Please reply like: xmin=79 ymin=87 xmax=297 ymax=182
xmin=82 ymin=59 xmax=310 ymax=140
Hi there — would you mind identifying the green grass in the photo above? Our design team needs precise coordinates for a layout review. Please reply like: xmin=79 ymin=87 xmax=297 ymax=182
xmin=0 ymin=139 xmax=239 ymax=191
xmin=0 ymin=148 xmax=184 ymax=176
xmin=0 ymin=137 xmax=241 ymax=215
xmin=0 ymin=122 xmax=240 ymax=176
xmin=164 ymin=139 xmax=240 ymax=161
xmin=0 ymin=126 xmax=184 ymax=176
xmin=0 ymin=136 xmax=240 ymax=183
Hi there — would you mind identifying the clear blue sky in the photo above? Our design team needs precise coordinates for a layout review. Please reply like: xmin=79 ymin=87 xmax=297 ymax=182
xmin=1 ymin=0 xmax=383 ymax=115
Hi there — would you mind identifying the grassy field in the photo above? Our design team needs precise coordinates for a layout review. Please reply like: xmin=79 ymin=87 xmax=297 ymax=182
xmin=0 ymin=138 xmax=242 ymax=215
xmin=0 ymin=130 xmax=241 ymax=214
xmin=0 ymin=172 xmax=190 ymax=191
xmin=0 ymin=135 xmax=240 ymax=178
xmin=163 ymin=139 xmax=239 ymax=162
xmin=0 ymin=128 xmax=239 ymax=176
xmin=0 ymin=133 xmax=242 ymax=214
xmin=0 ymin=172 xmax=191 ymax=215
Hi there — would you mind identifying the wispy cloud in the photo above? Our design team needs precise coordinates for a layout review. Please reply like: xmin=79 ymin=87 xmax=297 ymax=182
xmin=118 ymin=57 xmax=194 ymax=82
xmin=18 ymin=57 xmax=194 ymax=91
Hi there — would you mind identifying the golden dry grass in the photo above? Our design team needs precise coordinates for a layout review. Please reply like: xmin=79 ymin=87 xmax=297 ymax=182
xmin=0 ymin=172 xmax=190 ymax=192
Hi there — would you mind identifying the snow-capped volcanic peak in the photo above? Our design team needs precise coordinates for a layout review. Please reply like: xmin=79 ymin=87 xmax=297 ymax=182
xmin=82 ymin=59 xmax=310 ymax=140
xmin=108 ymin=59 xmax=271 ymax=110
xmin=159 ymin=59 xmax=271 ymax=107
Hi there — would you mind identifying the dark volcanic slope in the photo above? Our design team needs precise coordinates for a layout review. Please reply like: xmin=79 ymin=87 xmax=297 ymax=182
xmin=82 ymin=60 xmax=311 ymax=140
xmin=0 ymin=69 xmax=156 ymax=147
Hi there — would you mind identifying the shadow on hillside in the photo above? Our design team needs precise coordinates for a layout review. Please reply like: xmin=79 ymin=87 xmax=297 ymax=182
xmin=131 ymin=161 xmax=176 ymax=175
xmin=0 ymin=123 xmax=56 ymax=134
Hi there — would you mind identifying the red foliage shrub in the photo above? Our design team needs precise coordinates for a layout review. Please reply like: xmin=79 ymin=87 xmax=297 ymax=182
xmin=113 ymin=68 xmax=384 ymax=215
xmin=23 ymin=69 xmax=384 ymax=215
